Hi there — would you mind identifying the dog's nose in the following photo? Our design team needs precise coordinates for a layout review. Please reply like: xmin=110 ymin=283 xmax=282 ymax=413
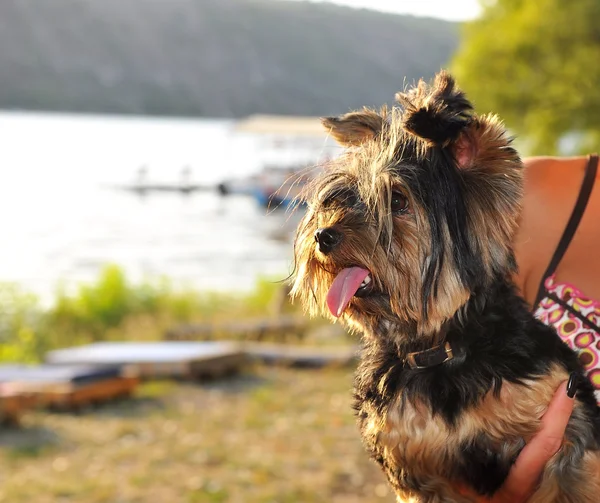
xmin=314 ymin=227 xmax=342 ymax=254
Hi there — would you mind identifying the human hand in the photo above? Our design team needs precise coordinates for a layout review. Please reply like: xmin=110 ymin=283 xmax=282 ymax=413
xmin=488 ymin=373 xmax=578 ymax=503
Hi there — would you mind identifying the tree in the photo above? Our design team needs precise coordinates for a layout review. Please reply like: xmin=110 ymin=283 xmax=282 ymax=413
xmin=451 ymin=0 xmax=600 ymax=154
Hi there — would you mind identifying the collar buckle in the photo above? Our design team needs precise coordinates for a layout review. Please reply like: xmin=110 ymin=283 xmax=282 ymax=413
xmin=406 ymin=341 xmax=454 ymax=369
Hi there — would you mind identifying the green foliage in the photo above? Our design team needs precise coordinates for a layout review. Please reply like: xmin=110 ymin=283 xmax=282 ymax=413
xmin=52 ymin=265 xmax=132 ymax=340
xmin=451 ymin=0 xmax=600 ymax=154
xmin=0 ymin=265 xmax=293 ymax=363
xmin=239 ymin=277 xmax=288 ymax=315
xmin=0 ymin=285 xmax=45 ymax=362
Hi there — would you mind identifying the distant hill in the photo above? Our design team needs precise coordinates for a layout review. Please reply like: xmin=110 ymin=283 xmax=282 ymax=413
xmin=0 ymin=0 xmax=459 ymax=118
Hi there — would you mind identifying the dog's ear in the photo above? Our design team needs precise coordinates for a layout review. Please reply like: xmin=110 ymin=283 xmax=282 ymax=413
xmin=321 ymin=109 xmax=385 ymax=147
xmin=452 ymin=114 xmax=520 ymax=171
xmin=396 ymin=71 xmax=473 ymax=149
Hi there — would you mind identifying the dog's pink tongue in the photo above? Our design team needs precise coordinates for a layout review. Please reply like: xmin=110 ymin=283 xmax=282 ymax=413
xmin=326 ymin=267 xmax=370 ymax=317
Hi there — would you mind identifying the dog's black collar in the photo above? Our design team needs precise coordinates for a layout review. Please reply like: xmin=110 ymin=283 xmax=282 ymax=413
xmin=405 ymin=341 xmax=454 ymax=369
xmin=404 ymin=324 xmax=454 ymax=369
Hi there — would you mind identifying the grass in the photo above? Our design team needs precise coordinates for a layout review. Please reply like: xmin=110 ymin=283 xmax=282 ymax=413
xmin=0 ymin=264 xmax=328 ymax=363
xmin=0 ymin=365 xmax=392 ymax=503
xmin=0 ymin=266 xmax=371 ymax=501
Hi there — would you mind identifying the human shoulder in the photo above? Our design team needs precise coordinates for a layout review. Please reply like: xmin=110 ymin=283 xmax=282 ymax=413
xmin=521 ymin=156 xmax=587 ymax=196
xmin=518 ymin=155 xmax=588 ymax=237
xmin=513 ymin=156 xmax=587 ymax=304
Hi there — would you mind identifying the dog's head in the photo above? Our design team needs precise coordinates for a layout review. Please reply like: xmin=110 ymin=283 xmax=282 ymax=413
xmin=290 ymin=71 xmax=523 ymax=340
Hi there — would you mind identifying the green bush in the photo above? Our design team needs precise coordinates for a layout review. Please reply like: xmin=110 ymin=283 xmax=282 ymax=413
xmin=0 ymin=265 xmax=296 ymax=363
xmin=0 ymin=284 xmax=45 ymax=362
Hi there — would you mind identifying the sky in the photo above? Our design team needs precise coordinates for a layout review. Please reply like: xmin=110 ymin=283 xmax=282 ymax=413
xmin=293 ymin=0 xmax=482 ymax=21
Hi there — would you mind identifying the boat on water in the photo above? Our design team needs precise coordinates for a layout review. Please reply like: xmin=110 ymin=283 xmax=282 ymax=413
xmin=218 ymin=164 xmax=317 ymax=210
xmin=218 ymin=114 xmax=342 ymax=210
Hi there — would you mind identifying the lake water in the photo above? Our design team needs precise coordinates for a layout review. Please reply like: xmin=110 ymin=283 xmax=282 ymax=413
xmin=0 ymin=112 xmax=311 ymax=305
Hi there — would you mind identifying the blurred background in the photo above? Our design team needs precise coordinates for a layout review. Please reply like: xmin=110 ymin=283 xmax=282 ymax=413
xmin=0 ymin=0 xmax=598 ymax=501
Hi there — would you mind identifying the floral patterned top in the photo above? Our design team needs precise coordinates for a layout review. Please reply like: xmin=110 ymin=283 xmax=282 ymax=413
xmin=535 ymin=274 xmax=600 ymax=401
xmin=533 ymin=154 xmax=599 ymax=403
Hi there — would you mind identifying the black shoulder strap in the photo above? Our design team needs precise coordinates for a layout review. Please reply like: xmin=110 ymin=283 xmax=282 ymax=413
xmin=533 ymin=154 xmax=598 ymax=307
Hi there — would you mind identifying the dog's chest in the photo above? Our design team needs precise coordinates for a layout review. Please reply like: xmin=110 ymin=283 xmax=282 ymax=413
xmin=357 ymin=364 xmax=568 ymax=478
xmin=362 ymin=399 xmax=459 ymax=475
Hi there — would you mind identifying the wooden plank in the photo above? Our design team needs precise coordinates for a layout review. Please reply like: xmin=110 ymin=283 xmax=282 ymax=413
xmin=243 ymin=343 xmax=360 ymax=368
xmin=41 ymin=377 xmax=139 ymax=411
xmin=0 ymin=391 xmax=37 ymax=426
xmin=165 ymin=315 xmax=309 ymax=342
xmin=46 ymin=341 xmax=246 ymax=379
xmin=0 ymin=365 xmax=140 ymax=412
xmin=0 ymin=364 xmax=123 ymax=386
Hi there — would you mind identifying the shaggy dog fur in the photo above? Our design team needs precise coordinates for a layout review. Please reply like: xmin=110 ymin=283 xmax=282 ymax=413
xmin=290 ymin=71 xmax=600 ymax=502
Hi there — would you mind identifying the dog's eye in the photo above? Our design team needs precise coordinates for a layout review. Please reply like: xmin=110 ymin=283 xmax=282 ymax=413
xmin=391 ymin=191 xmax=409 ymax=214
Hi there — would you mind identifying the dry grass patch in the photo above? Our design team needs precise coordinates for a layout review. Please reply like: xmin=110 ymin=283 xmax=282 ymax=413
xmin=0 ymin=365 xmax=392 ymax=503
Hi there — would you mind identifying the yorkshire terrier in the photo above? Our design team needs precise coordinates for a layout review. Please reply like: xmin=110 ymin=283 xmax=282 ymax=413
xmin=290 ymin=71 xmax=600 ymax=502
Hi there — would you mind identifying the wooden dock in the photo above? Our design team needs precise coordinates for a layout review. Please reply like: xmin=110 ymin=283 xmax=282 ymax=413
xmin=113 ymin=183 xmax=214 ymax=195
